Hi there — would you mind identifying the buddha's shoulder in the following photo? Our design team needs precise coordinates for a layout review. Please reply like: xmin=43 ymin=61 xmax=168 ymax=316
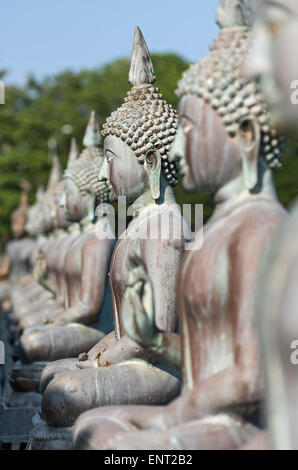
xmin=233 ymin=198 xmax=287 ymax=234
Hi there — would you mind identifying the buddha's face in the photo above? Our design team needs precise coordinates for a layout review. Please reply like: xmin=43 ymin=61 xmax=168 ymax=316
xmin=100 ymin=135 xmax=149 ymax=204
xmin=26 ymin=205 xmax=42 ymax=236
xmin=60 ymin=178 xmax=88 ymax=222
xmin=55 ymin=184 xmax=70 ymax=229
xmin=39 ymin=200 xmax=57 ymax=233
xmin=11 ymin=215 xmax=26 ymax=239
xmin=247 ymin=0 xmax=298 ymax=132
xmin=171 ymin=95 xmax=242 ymax=194
xmin=56 ymin=203 xmax=69 ymax=228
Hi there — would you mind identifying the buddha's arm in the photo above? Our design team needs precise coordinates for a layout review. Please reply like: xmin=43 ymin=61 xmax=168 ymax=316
xmin=137 ymin=225 xmax=269 ymax=430
xmin=123 ymin=286 xmax=181 ymax=369
xmin=15 ymin=274 xmax=34 ymax=286
xmin=53 ymin=239 xmax=112 ymax=325
xmin=142 ymin=236 xmax=184 ymax=369
xmin=76 ymin=332 xmax=152 ymax=369
xmin=148 ymin=331 xmax=181 ymax=371
xmin=157 ymin=362 xmax=261 ymax=430
xmin=122 ymin=237 xmax=184 ymax=370
xmin=38 ymin=277 xmax=56 ymax=296
xmin=0 ymin=256 xmax=11 ymax=279
xmin=32 ymin=249 xmax=57 ymax=295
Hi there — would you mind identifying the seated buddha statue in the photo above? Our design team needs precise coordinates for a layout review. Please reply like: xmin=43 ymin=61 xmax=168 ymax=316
xmin=27 ymin=28 xmax=188 ymax=450
xmin=0 ymin=180 xmax=37 ymax=301
xmin=244 ymin=0 xmax=298 ymax=450
xmin=11 ymin=154 xmax=70 ymax=328
xmin=7 ymin=186 xmax=48 ymax=324
xmin=19 ymin=111 xmax=114 ymax=364
xmin=9 ymin=148 xmax=88 ymax=394
xmin=72 ymin=1 xmax=288 ymax=450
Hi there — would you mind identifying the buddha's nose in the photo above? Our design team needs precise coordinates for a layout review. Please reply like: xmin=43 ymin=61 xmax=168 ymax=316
xmin=169 ymin=124 xmax=186 ymax=164
xmin=59 ymin=192 xmax=66 ymax=208
xmin=244 ymin=24 xmax=271 ymax=83
xmin=98 ymin=158 xmax=110 ymax=182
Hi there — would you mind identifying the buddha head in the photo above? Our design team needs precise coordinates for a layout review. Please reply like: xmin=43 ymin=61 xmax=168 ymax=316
xmin=37 ymin=154 xmax=64 ymax=233
xmin=99 ymin=27 xmax=179 ymax=205
xmin=171 ymin=0 xmax=284 ymax=196
xmin=61 ymin=112 xmax=108 ymax=222
xmin=26 ymin=185 xmax=46 ymax=236
xmin=11 ymin=180 xmax=30 ymax=238
xmin=246 ymin=0 xmax=298 ymax=134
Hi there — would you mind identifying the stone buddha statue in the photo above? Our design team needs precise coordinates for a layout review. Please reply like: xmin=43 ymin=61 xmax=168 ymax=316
xmin=27 ymin=28 xmax=188 ymax=450
xmin=244 ymin=0 xmax=298 ymax=450
xmin=6 ymin=185 xmax=49 ymax=324
xmin=7 ymin=147 xmax=86 ymax=396
xmin=72 ymin=1 xmax=288 ymax=450
xmin=19 ymin=111 xmax=113 ymax=365
xmin=0 ymin=180 xmax=36 ymax=292
xmin=10 ymin=154 xmax=69 ymax=329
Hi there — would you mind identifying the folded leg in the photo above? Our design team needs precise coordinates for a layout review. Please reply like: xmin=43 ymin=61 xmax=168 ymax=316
xmin=73 ymin=409 xmax=259 ymax=450
xmin=20 ymin=323 xmax=103 ymax=362
xmin=42 ymin=360 xmax=181 ymax=427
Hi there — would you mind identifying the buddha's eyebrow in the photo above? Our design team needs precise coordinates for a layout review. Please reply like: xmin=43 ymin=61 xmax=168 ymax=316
xmin=181 ymin=113 xmax=197 ymax=126
xmin=104 ymin=148 xmax=117 ymax=158
xmin=264 ymin=0 xmax=295 ymax=16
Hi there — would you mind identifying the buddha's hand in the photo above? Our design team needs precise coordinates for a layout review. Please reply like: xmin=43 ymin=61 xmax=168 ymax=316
xmin=128 ymin=406 xmax=168 ymax=431
xmin=33 ymin=249 xmax=47 ymax=282
xmin=52 ymin=306 xmax=81 ymax=325
xmin=122 ymin=251 xmax=162 ymax=351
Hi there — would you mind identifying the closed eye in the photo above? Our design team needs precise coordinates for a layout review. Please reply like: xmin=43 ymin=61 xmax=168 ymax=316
xmin=181 ymin=117 xmax=195 ymax=136
xmin=105 ymin=149 xmax=117 ymax=163
xmin=266 ymin=18 xmax=287 ymax=35
xmin=263 ymin=4 xmax=291 ymax=36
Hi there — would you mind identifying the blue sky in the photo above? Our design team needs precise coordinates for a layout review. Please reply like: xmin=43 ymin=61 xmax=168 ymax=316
xmin=1 ymin=0 xmax=219 ymax=85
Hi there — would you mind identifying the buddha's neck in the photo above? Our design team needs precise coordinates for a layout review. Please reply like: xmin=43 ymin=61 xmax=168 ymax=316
xmin=212 ymin=162 xmax=278 ymax=221
xmin=53 ymin=228 xmax=66 ymax=238
xmin=67 ymin=222 xmax=81 ymax=235
xmin=129 ymin=184 xmax=176 ymax=218
xmin=80 ymin=217 xmax=94 ymax=232
xmin=37 ymin=234 xmax=47 ymax=243
xmin=20 ymin=192 xmax=29 ymax=208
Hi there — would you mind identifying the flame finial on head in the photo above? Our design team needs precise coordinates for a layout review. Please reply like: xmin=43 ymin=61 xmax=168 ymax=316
xmin=129 ymin=26 xmax=156 ymax=86
xmin=67 ymin=137 xmax=80 ymax=169
xmin=36 ymin=184 xmax=45 ymax=203
xmin=83 ymin=110 xmax=101 ymax=147
xmin=64 ymin=113 xmax=107 ymax=202
xmin=47 ymin=155 xmax=63 ymax=192
xmin=102 ymin=26 xmax=179 ymax=186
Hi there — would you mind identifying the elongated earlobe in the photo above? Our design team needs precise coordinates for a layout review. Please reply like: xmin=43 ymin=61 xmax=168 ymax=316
xmin=144 ymin=150 xmax=161 ymax=200
xmin=238 ymin=116 xmax=260 ymax=190
xmin=87 ymin=193 xmax=96 ymax=222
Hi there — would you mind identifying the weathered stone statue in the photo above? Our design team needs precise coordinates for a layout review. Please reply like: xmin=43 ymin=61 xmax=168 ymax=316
xmin=29 ymin=28 xmax=187 ymax=449
xmin=72 ymin=1 xmax=287 ymax=450
xmin=247 ymin=0 xmax=298 ymax=136
xmin=10 ymin=155 xmax=68 ymax=328
xmin=0 ymin=180 xmax=36 ymax=295
xmin=245 ymin=0 xmax=298 ymax=450
xmin=19 ymin=112 xmax=114 ymax=363
xmin=6 ymin=155 xmax=72 ymax=396
xmin=251 ymin=205 xmax=298 ymax=450
xmin=0 ymin=178 xmax=55 ymax=448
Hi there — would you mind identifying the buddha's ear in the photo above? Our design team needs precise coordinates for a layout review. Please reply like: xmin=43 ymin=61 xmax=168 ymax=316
xmin=237 ymin=116 xmax=261 ymax=190
xmin=87 ymin=192 xmax=96 ymax=221
xmin=144 ymin=149 xmax=161 ymax=200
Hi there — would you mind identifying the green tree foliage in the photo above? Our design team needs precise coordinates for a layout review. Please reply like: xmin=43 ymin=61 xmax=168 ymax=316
xmin=0 ymin=53 xmax=298 ymax=239
xmin=0 ymin=54 xmax=189 ymax=237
